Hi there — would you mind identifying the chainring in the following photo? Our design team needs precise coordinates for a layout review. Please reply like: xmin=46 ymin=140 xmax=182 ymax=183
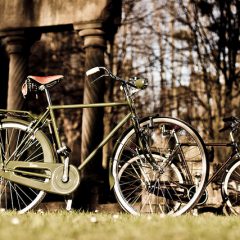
xmin=51 ymin=165 xmax=80 ymax=195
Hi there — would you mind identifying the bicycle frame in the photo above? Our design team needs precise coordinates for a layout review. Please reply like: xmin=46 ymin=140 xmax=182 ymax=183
xmin=1 ymin=100 xmax=132 ymax=167
xmin=49 ymin=101 xmax=132 ymax=170
xmin=42 ymin=79 xmax=158 ymax=172
xmin=0 ymin=100 xmax=135 ymax=194
xmin=0 ymin=68 xmax=157 ymax=198
xmin=204 ymin=142 xmax=238 ymax=186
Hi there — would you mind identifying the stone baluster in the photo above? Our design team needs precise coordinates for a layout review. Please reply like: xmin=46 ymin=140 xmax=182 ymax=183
xmin=79 ymin=28 xmax=106 ymax=170
xmin=76 ymin=27 xmax=106 ymax=210
xmin=0 ymin=43 xmax=8 ymax=109
xmin=1 ymin=31 xmax=40 ymax=110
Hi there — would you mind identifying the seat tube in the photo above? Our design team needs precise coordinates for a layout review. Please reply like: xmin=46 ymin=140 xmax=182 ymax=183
xmin=43 ymin=87 xmax=62 ymax=150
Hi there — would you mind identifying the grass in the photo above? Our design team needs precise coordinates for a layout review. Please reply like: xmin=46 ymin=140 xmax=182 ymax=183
xmin=0 ymin=211 xmax=239 ymax=240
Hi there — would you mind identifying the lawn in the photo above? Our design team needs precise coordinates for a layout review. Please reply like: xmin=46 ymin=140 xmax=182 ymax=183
xmin=0 ymin=210 xmax=239 ymax=240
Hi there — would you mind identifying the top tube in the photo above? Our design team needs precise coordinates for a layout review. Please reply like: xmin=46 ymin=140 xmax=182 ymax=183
xmin=49 ymin=102 xmax=128 ymax=110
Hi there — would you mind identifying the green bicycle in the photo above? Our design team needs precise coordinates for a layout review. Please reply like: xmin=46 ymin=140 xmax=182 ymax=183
xmin=0 ymin=67 xmax=208 ymax=215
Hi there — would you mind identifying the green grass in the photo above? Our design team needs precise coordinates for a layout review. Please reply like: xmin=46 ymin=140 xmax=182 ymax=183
xmin=0 ymin=211 xmax=239 ymax=240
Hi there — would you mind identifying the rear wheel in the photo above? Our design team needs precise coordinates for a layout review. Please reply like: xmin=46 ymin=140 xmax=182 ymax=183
xmin=112 ymin=116 xmax=208 ymax=216
xmin=222 ymin=160 xmax=240 ymax=215
xmin=0 ymin=119 xmax=55 ymax=213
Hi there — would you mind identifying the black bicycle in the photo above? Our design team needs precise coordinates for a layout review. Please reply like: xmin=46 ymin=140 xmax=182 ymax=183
xmin=194 ymin=117 xmax=240 ymax=215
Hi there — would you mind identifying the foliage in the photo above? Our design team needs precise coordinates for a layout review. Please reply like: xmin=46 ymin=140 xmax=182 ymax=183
xmin=177 ymin=0 xmax=240 ymax=138
xmin=112 ymin=0 xmax=240 ymax=144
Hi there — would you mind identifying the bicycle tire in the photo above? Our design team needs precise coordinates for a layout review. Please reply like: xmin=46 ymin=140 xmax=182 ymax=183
xmin=222 ymin=159 xmax=240 ymax=215
xmin=111 ymin=116 xmax=209 ymax=216
xmin=0 ymin=118 xmax=55 ymax=213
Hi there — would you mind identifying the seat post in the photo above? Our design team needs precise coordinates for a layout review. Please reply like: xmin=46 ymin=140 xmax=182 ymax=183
xmin=42 ymin=86 xmax=52 ymax=106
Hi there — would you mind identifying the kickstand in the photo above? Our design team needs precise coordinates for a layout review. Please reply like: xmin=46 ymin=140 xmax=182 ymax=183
xmin=65 ymin=195 xmax=73 ymax=211
xmin=192 ymin=207 xmax=199 ymax=216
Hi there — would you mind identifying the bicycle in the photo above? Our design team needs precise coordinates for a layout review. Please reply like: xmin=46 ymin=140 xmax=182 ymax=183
xmin=0 ymin=67 xmax=208 ymax=216
xmin=191 ymin=116 xmax=240 ymax=215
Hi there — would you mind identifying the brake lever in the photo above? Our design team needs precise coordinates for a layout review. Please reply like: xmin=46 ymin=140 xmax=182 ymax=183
xmin=86 ymin=66 xmax=125 ymax=85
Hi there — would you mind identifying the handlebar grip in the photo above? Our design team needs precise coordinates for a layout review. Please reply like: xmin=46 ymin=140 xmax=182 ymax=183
xmin=86 ymin=67 xmax=100 ymax=76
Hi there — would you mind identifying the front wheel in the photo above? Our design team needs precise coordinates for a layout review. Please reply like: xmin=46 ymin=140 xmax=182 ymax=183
xmin=0 ymin=119 xmax=55 ymax=213
xmin=111 ymin=116 xmax=209 ymax=216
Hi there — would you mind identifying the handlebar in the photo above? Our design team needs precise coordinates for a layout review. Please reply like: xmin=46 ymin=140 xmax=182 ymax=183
xmin=219 ymin=116 xmax=240 ymax=133
xmin=86 ymin=67 xmax=102 ymax=76
xmin=86 ymin=66 xmax=148 ymax=90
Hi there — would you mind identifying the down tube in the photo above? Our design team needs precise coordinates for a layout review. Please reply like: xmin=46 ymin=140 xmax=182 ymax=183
xmin=78 ymin=113 xmax=132 ymax=171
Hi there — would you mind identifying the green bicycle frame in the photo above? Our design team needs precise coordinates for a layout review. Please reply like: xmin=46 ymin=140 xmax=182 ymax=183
xmin=49 ymin=101 xmax=132 ymax=170
xmin=0 ymin=71 xmax=150 ymax=195
xmin=1 ymin=101 xmax=132 ymax=169
xmin=0 ymin=100 xmax=133 ymax=195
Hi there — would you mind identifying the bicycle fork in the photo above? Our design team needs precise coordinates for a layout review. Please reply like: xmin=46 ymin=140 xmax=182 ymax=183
xmin=132 ymin=116 xmax=162 ymax=171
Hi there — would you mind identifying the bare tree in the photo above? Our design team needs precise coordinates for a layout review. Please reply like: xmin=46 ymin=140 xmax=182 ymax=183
xmin=176 ymin=0 xmax=240 ymax=138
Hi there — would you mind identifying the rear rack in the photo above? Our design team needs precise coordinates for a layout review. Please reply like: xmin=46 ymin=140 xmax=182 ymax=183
xmin=0 ymin=109 xmax=37 ymax=121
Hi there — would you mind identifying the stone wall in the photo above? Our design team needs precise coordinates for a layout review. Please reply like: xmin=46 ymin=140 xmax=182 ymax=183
xmin=0 ymin=0 xmax=121 ymax=34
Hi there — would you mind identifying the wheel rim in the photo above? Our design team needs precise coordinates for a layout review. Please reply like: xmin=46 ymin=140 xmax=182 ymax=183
xmin=223 ymin=161 xmax=240 ymax=215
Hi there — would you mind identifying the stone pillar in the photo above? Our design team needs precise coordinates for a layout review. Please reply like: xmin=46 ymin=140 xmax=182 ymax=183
xmin=75 ymin=27 xmax=106 ymax=210
xmin=0 ymin=43 xmax=8 ymax=109
xmin=79 ymin=28 xmax=106 ymax=164
xmin=1 ymin=31 xmax=40 ymax=110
